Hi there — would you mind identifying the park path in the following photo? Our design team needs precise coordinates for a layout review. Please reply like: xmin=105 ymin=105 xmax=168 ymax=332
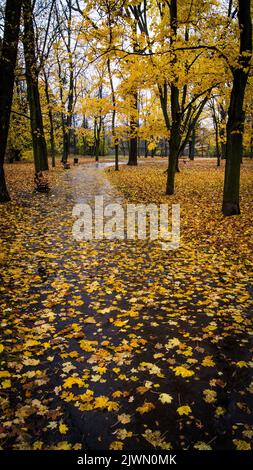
xmin=0 ymin=162 xmax=252 ymax=451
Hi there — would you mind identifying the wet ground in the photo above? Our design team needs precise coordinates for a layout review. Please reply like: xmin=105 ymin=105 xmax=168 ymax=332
xmin=0 ymin=162 xmax=252 ymax=450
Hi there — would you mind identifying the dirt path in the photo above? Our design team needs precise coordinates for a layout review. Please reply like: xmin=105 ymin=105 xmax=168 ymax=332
xmin=0 ymin=163 xmax=252 ymax=451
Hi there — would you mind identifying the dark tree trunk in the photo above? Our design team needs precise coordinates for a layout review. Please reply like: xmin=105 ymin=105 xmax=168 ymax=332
xmin=166 ymin=0 xmax=181 ymax=195
xmin=189 ymin=128 xmax=196 ymax=160
xmin=219 ymin=106 xmax=227 ymax=159
xmin=164 ymin=139 xmax=168 ymax=159
xmin=212 ymin=106 xmax=221 ymax=167
xmin=151 ymin=147 xmax=157 ymax=158
xmin=221 ymin=141 xmax=226 ymax=160
xmin=0 ymin=0 xmax=22 ymax=202
xmin=250 ymin=121 xmax=253 ymax=159
xmin=128 ymin=92 xmax=138 ymax=166
xmin=167 ymin=95 xmax=181 ymax=195
xmin=56 ymin=53 xmax=66 ymax=163
xmin=115 ymin=143 xmax=119 ymax=171
xmin=222 ymin=0 xmax=252 ymax=216
xmin=107 ymin=58 xmax=119 ymax=171
xmin=62 ymin=67 xmax=74 ymax=163
xmin=23 ymin=0 xmax=48 ymax=173
xmin=144 ymin=141 xmax=148 ymax=158
xmin=44 ymin=71 xmax=56 ymax=167
xmin=94 ymin=117 xmax=102 ymax=162
xmin=176 ymin=153 xmax=180 ymax=173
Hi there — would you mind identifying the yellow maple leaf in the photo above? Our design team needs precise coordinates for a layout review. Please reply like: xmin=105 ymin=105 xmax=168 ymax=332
xmin=136 ymin=386 xmax=149 ymax=395
xmin=202 ymin=356 xmax=215 ymax=367
xmin=24 ymin=339 xmax=40 ymax=348
xmin=194 ymin=441 xmax=212 ymax=450
xmin=172 ymin=366 xmax=194 ymax=378
xmin=84 ymin=317 xmax=96 ymax=324
xmin=1 ymin=379 xmax=11 ymax=389
xmin=142 ymin=429 xmax=171 ymax=450
xmin=177 ymin=405 xmax=192 ymax=416
xmin=107 ymin=401 xmax=119 ymax=412
xmin=0 ymin=371 xmax=10 ymax=378
xmin=113 ymin=319 xmax=129 ymax=328
xmin=109 ymin=441 xmax=124 ymax=450
xmin=236 ymin=361 xmax=248 ymax=368
xmin=215 ymin=406 xmax=226 ymax=416
xmin=93 ymin=366 xmax=107 ymax=375
xmin=233 ymin=439 xmax=251 ymax=450
xmin=94 ymin=396 xmax=109 ymax=409
xmin=23 ymin=358 xmax=40 ymax=366
xmin=79 ymin=340 xmax=97 ymax=352
xmin=112 ymin=391 xmax=123 ymax=398
xmin=165 ymin=338 xmax=181 ymax=349
xmin=159 ymin=393 xmax=173 ymax=404
xmin=118 ymin=414 xmax=131 ymax=424
xmin=73 ymin=443 xmax=82 ymax=450
xmin=33 ymin=441 xmax=43 ymax=450
xmin=203 ymin=389 xmax=217 ymax=403
xmin=0 ymin=344 xmax=4 ymax=353
xmin=59 ymin=423 xmax=69 ymax=435
xmin=116 ymin=429 xmax=133 ymax=440
xmin=63 ymin=377 xmax=84 ymax=389
xmin=136 ymin=402 xmax=155 ymax=414
xmin=51 ymin=441 xmax=72 ymax=450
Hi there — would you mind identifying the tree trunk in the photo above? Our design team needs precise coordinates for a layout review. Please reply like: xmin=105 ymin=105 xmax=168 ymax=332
xmin=23 ymin=0 xmax=48 ymax=174
xmin=189 ymin=128 xmax=196 ymax=160
xmin=44 ymin=70 xmax=56 ymax=167
xmin=219 ymin=106 xmax=227 ymax=159
xmin=128 ymin=92 xmax=138 ymax=166
xmin=212 ymin=107 xmax=221 ymax=167
xmin=107 ymin=58 xmax=119 ymax=171
xmin=62 ymin=68 xmax=74 ymax=163
xmin=167 ymin=105 xmax=181 ymax=195
xmin=0 ymin=0 xmax=22 ymax=202
xmin=94 ymin=117 xmax=101 ymax=162
xmin=222 ymin=0 xmax=252 ymax=216
xmin=166 ymin=1 xmax=181 ymax=195
xmin=164 ymin=139 xmax=168 ymax=159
